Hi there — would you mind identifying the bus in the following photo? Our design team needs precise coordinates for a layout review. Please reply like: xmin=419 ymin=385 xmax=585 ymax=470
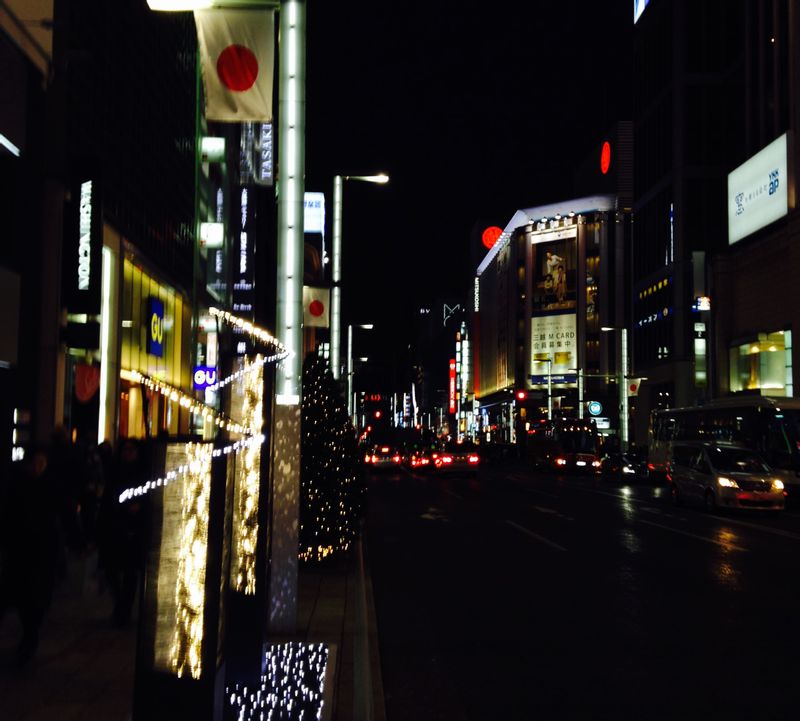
xmin=525 ymin=418 xmax=602 ymax=472
xmin=648 ymin=396 xmax=800 ymax=497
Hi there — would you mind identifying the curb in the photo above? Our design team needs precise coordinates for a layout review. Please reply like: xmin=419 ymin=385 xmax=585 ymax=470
xmin=353 ymin=538 xmax=386 ymax=721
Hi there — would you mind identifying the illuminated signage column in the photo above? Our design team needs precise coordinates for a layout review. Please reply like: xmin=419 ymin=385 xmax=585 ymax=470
xmin=233 ymin=188 xmax=256 ymax=356
xmin=63 ymin=178 xmax=102 ymax=320
xmin=449 ymin=359 xmax=456 ymax=414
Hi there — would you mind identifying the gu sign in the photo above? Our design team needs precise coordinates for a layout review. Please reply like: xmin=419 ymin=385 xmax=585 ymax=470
xmin=193 ymin=366 xmax=218 ymax=390
xmin=147 ymin=297 xmax=164 ymax=357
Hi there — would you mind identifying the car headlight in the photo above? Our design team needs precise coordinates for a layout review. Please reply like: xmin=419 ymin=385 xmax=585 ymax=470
xmin=622 ymin=465 xmax=636 ymax=474
xmin=717 ymin=476 xmax=739 ymax=488
xmin=773 ymin=479 xmax=785 ymax=491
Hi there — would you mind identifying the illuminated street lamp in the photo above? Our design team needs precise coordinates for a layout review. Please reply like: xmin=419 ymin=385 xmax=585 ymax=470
xmin=149 ymin=0 xmax=305 ymax=638
xmin=331 ymin=173 xmax=389 ymax=380
xmin=601 ymin=326 xmax=629 ymax=449
xmin=347 ymin=323 xmax=373 ymax=423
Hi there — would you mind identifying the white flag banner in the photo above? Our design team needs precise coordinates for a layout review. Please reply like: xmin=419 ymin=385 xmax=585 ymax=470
xmin=627 ymin=378 xmax=643 ymax=397
xmin=193 ymin=9 xmax=275 ymax=123
xmin=303 ymin=286 xmax=330 ymax=328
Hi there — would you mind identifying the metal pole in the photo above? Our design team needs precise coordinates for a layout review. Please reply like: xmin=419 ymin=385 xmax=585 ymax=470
xmin=621 ymin=328 xmax=629 ymax=450
xmin=578 ymin=368 xmax=584 ymax=419
xmin=347 ymin=323 xmax=353 ymax=420
xmin=331 ymin=175 xmax=343 ymax=379
xmin=547 ymin=360 xmax=553 ymax=419
xmin=271 ymin=0 xmax=305 ymax=634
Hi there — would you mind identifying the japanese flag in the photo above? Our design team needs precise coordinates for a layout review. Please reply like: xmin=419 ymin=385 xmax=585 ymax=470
xmin=627 ymin=378 xmax=643 ymax=397
xmin=193 ymin=9 xmax=275 ymax=122
xmin=303 ymin=286 xmax=330 ymax=328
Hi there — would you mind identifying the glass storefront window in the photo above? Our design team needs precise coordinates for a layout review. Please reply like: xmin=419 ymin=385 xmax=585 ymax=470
xmin=729 ymin=330 xmax=792 ymax=395
xmin=120 ymin=257 xmax=192 ymax=439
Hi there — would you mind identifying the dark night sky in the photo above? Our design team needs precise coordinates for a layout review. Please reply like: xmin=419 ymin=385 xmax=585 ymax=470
xmin=304 ymin=2 xmax=633 ymax=385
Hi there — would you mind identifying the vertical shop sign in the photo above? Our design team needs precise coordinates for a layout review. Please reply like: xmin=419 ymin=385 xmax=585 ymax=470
xmin=449 ymin=359 xmax=456 ymax=414
xmin=64 ymin=178 xmax=102 ymax=315
xmin=233 ymin=187 xmax=256 ymax=355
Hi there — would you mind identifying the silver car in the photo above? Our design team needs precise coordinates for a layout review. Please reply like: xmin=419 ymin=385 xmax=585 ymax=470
xmin=669 ymin=442 xmax=785 ymax=512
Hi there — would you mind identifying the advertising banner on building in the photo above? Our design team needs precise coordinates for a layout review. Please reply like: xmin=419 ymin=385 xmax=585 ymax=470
xmin=531 ymin=229 xmax=577 ymax=313
xmin=728 ymin=133 xmax=789 ymax=245
xmin=530 ymin=312 xmax=577 ymax=384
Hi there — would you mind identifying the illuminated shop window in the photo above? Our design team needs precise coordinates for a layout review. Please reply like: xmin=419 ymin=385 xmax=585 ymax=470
xmin=729 ymin=330 xmax=792 ymax=395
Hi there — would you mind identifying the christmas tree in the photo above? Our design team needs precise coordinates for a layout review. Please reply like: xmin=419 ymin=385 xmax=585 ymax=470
xmin=299 ymin=353 xmax=365 ymax=563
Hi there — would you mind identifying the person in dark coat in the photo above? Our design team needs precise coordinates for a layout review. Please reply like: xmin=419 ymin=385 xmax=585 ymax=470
xmin=96 ymin=439 xmax=148 ymax=626
xmin=0 ymin=446 xmax=61 ymax=667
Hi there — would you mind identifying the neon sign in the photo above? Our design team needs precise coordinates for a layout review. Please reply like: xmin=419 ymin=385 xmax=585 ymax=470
xmin=449 ymin=359 xmax=456 ymax=414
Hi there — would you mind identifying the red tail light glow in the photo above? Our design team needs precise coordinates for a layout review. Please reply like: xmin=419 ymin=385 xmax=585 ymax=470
xmin=393 ymin=455 xmax=401 ymax=463
xmin=468 ymin=455 xmax=479 ymax=464
xmin=442 ymin=455 xmax=453 ymax=464
xmin=555 ymin=457 xmax=567 ymax=466
xmin=371 ymin=455 xmax=378 ymax=464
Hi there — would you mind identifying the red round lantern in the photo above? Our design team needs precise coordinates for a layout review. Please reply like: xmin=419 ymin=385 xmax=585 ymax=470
xmin=482 ymin=226 xmax=502 ymax=250
xmin=600 ymin=141 xmax=611 ymax=175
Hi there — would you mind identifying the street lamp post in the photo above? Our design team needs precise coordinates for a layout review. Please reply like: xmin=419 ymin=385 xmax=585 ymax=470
xmin=331 ymin=173 xmax=388 ymax=380
xmin=347 ymin=323 xmax=373 ymax=424
xmin=602 ymin=326 xmax=629 ymax=450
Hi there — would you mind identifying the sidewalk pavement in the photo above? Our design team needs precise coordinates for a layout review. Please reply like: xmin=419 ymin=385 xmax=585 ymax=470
xmin=0 ymin=539 xmax=385 ymax=721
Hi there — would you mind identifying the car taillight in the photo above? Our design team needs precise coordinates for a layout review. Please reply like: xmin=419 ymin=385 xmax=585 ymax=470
xmin=442 ymin=455 xmax=453 ymax=464
xmin=647 ymin=463 xmax=655 ymax=470
xmin=468 ymin=455 xmax=479 ymax=464
xmin=421 ymin=458 xmax=430 ymax=465
xmin=371 ymin=455 xmax=378 ymax=464
xmin=555 ymin=457 xmax=567 ymax=466
xmin=393 ymin=455 xmax=401 ymax=463
xmin=365 ymin=454 xmax=371 ymax=463
xmin=592 ymin=460 xmax=601 ymax=468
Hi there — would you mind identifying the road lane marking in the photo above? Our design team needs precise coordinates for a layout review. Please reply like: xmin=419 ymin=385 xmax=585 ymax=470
xmin=445 ymin=489 xmax=464 ymax=501
xmin=518 ymin=486 xmax=559 ymax=499
xmin=638 ymin=519 xmax=747 ymax=552
xmin=706 ymin=514 xmax=800 ymax=542
xmin=533 ymin=505 xmax=575 ymax=522
xmin=505 ymin=520 xmax=567 ymax=552
xmin=577 ymin=486 xmax=800 ymax=541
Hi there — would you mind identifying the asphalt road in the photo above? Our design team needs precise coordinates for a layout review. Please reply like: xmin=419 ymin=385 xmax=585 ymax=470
xmin=364 ymin=460 xmax=800 ymax=721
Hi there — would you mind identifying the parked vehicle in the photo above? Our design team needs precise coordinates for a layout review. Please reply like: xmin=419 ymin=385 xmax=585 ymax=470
xmin=668 ymin=441 xmax=785 ymax=512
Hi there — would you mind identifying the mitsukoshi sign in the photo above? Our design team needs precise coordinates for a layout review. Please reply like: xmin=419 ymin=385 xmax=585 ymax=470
xmin=728 ymin=133 xmax=790 ymax=245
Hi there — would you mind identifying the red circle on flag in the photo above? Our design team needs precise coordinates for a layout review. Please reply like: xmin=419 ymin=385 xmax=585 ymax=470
xmin=216 ymin=45 xmax=259 ymax=92
xmin=309 ymin=300 xmax=325 ymax=317
xmin=629 ymin=383 xmax=638 ymax=393
xmin=482 ymin=226 xmax=502 ymax=249
xmin=600 ymin=141 xmax=611 ymax=175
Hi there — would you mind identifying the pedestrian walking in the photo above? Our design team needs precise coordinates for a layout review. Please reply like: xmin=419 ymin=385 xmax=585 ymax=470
xmin=0 ymin=445 xmax=61 ymax=667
